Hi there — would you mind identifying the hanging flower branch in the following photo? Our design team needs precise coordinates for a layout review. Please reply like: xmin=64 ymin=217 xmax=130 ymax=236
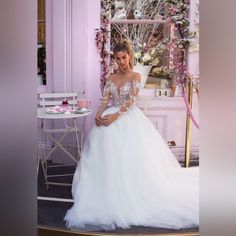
xmin=95 ymin=0 xmax=111 ymax=91
xmin=167 ymin=37 xmax=191 ymax=86
xmin=165 ymin=0 xmax=196 ymax=87
xmin=165 ymin=0 xmax=191 ymax=48
xmin=165 ymin=0 xmax=199 ymax=129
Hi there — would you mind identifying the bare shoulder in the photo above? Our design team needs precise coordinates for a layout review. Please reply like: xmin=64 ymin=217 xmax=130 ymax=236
xmin=108 ymin=74 xmax=117 ymax=82
xmin=132 ymin=71 xmax=141 ymax=82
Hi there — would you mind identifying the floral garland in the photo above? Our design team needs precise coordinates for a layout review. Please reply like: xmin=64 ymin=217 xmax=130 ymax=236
xmin=165 ymin=0 xmax=199 ymax=129
xmin=167 ymin=37 xmax=191 ymax=86
xmin=165 ymin=0 xmax=197 ymax=87
xmin=95 ymin=0 xmax=197 ymax=90
xmin=95 ymin=0 xmax=111 ymax=92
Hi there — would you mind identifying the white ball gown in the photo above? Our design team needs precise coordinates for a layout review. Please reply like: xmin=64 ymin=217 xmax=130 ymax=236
xmin=64 ymin=78 xmax=199 ymax=231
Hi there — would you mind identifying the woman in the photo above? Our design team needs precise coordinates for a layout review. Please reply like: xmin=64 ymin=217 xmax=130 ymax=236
xmin=64 ymin=40 xmax=199 ymax=231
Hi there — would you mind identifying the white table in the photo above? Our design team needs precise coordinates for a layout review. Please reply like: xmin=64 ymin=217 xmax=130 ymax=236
xmin=37 ymin=107 xmax=92 ymax=194
xmin=38 ymin=107 xmax=92 ymax=158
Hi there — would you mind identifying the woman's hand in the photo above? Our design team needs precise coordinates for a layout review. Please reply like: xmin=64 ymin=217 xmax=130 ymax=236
xmin=101 ymin=113 xmax=119 ymax=126
xmin=95 ymin=113 xmax=103 ymax=126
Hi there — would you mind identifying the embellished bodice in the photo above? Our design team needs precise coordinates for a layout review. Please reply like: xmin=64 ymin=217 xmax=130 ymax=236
xmin=108 ymin=80 xmax=139 ymax=107
xmin=97 ymin=78 xmax=141 ymax=115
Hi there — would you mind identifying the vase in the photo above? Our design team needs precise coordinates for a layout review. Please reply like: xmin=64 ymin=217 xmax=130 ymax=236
xmin=133 ymin=65 xmax=152 ymax=88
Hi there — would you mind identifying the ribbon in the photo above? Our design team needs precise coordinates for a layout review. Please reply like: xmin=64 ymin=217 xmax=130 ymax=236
xmin=182 ymin=89 xmax=200 ymax=129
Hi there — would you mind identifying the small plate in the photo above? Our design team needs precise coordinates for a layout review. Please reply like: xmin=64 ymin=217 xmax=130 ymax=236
xmin=46 ymin=108 xmax=65 ymax=114
xmin=74 ymin=109 xmax=91 ymax=114
xmin=46 ymin=110 xmax=65 ymax=114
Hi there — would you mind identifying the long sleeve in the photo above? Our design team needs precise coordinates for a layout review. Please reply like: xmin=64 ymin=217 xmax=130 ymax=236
xmin=117 ymin=78 xmax=141 ymax=116
xmin=97 ymin=80 xmax=111 ymax=115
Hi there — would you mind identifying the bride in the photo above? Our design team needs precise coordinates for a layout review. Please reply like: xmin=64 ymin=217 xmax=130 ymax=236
xmin=64 ymin=40 xmax=199 ymax=231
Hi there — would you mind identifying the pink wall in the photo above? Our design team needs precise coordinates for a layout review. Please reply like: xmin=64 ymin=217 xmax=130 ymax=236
xmin=84 ymin=0 xmax=101 ymax=133
xmin=46 ymin=0 xmax=101 ymax=137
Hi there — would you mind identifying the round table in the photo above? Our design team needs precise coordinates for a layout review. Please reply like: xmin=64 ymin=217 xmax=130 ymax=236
xmin=37 ymin=107 xmax=92 ymax=190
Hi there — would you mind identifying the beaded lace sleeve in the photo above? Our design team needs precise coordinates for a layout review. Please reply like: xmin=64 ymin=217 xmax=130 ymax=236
xmin=97 ymin=80 xmax=111 ymax=115
xmin=117 ymin=78 xmax=141 ymax=116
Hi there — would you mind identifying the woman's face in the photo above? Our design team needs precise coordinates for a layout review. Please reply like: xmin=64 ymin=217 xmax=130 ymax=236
xmin=115 ymin=51 xmax=130 ymax=72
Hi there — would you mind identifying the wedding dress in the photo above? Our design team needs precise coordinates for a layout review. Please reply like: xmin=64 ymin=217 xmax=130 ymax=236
xmin=64 ymin=77 xmax=199 ymax=230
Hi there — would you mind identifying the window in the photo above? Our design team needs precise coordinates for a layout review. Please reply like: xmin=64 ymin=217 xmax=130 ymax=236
xmin=37 ymin=0 xmax=46 ymax=85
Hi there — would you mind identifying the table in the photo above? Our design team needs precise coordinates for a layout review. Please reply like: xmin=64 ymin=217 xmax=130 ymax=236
xmin=37 ymin=107 xmax=92 ymax=189
xmin=38 ymin=107 xmax=92 ymax=147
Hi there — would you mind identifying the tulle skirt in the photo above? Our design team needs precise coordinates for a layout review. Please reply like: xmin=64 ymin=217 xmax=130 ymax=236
xmin=64 ymin=106 xmax=199 ymax=230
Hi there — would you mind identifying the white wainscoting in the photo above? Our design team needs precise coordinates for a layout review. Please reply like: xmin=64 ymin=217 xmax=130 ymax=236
xmin=136 ymin=95 xmax=199 ymax=161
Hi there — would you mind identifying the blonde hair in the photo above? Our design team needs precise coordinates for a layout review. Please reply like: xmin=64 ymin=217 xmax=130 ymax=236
xmin=113 ymin=39 xmax=134 ymax=69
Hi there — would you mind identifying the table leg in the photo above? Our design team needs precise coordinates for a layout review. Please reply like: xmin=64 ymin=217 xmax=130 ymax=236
xmin=81 ymin=116 xmax=87 ymax=150
xmin=42 ymin=128 xmax=78 ymax=163
xmin=73 ymin=118 xmax=80 ymax=159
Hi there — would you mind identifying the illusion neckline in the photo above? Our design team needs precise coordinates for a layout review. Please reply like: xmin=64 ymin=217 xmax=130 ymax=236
xmin=110 ymin=80 xmax=133 ymax=97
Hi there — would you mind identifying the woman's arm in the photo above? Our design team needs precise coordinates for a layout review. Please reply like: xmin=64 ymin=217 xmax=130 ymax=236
xmin=95 ymin=79 xmax=111 ymax=126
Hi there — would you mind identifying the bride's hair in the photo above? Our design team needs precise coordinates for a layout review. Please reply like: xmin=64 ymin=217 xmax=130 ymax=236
xmin=113 ymin=39 xmax=134 ymax=69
